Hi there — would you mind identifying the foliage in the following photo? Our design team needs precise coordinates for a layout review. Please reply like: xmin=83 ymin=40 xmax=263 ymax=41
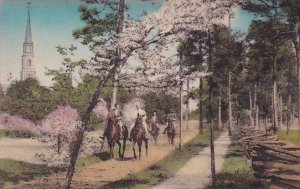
xmin=4 ymin=78 xmax=55 ymax=122
xmin=142 ymin=92 xmax=180 ymax=124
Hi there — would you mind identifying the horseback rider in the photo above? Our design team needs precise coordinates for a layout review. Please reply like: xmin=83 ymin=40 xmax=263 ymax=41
xmin=163 ymin=109 xmax=177 ymax=134
xmin=150 ymin=111 xmax=158 ymax=126
xmin=129 ymin=103 xmax=150 ymax=140
xmin=100 ymin=103 xmax=123 ymax=140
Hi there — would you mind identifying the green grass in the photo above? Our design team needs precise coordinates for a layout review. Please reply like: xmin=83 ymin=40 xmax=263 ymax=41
xmin=0 ymin=158 xmax=61 ymax=188
xmin=277 ymin=129 xmax=300 ymax=145
xmin=76 ymin=155 xmax=102 ymax=169
xmin=204 ymin=135 xmax=265 ymax=189
xmin=102 ymin=128 xmax=221 ymax=189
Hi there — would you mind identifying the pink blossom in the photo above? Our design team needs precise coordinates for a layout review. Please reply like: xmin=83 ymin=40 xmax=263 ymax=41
xmin=41 ymin=105 xmax=81 ymax=141
xmin=0 ymin=114 xmax=40 ymax=134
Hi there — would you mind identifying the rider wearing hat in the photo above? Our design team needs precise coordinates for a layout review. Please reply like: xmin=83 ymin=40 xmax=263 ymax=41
xmin=163 ymin=109 xmax=177 ymax=134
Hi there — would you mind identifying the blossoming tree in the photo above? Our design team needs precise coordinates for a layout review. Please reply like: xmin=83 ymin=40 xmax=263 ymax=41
xmin=39 ymin=105 xmax=81 ymax=166
xmin=64 ymin=0 xmax=247 ymax=188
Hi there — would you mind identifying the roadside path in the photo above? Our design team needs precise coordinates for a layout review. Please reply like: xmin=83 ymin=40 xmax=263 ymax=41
xmin=152 ymin=132 xmax=231 ymax=189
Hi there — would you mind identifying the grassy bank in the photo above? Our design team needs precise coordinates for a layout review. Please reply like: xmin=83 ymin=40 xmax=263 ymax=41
xmin=102 ymin=128 xmax=221 ymax=189
xmin=204 ymin=135 xmax=265 ymax=189
xmin=277 ymin=130 xmax=300 ymax=145
xmin=1 ymin=142 xmax=131 ymax=187
xmin=0 ymin=158 xmax=61 ymax=188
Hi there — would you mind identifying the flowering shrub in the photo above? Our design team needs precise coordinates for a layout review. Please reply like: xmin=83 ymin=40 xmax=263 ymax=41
xmin=0 ymin=114 xmax=40 ymax=135
xmin=37 ymin=105 xmax=82 ymax=166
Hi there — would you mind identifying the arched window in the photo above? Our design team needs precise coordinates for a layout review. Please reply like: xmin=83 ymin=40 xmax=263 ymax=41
xmin=27 ymin=60 xmax=31 ymax=67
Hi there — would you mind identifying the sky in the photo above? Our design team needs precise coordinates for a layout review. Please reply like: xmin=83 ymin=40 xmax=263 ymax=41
xmin=0 ymin=0 xmax=255 ymax=87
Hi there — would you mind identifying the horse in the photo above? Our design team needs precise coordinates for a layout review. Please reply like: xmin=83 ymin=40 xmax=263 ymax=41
xmin=165 ymin=120 xmax=176 ymax=146
xmin=105 ymin=115 xmax=127 ymax=159
xmin=130 ymin=114 xmax=148 ymax=159
xmin=148 ymin=120 xmax=160 ymax=145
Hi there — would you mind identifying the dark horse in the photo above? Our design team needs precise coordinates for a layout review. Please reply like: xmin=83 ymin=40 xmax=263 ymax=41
xmin=105 ymin=115 xmax=128 ymax=159
xmin=131 ymin=114 xmax=148 ymax=159
xmin=165 ymin=120 xmax=176 ymax=146
xmin=148 ymin=120 xmax=160 ymax=145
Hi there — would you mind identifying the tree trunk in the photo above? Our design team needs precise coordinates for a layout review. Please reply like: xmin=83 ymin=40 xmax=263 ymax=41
xmin=179 ymin=82 xmax=183 ymax=150
xmin=199 ymin=77 xmax=204 ymax=134
xmin=208 ymin=29 xmax=216 ymax=186
xmin=110 ymin=71 xmax=120 ymax=110
xmin=254 ymin=84 xmax=259 ymax=129
xmin=249 ymin=89 xmax=254 ymax=127
xmin=218 ymin=86 xmax=222 ymax=131
xmin=64 ymin=0 xmax=125 ymax=188
xmin=296 ymin=22 xmax=300 ymax=144
xmin=57 ymin=134 xmax=62 ymax=155
xmin=279 ymin=94 xmax=283 ymax=129
xmin=179 ymin=51 xmax=183 ymax=150
xmin=228 ymin=70 xmax=232 ymax=136
xmin=186 ymin=79 xmax=189 ymax=130
xmin=273 ymin=59 xmax=278 ymax=132
xmin=236 ymin=96 xmax=239 ymax=127
xmin=287 ymin=93 xmax=292 ymax=134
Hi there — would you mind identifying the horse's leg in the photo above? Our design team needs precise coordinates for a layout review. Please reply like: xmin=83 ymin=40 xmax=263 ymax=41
xmin=145 ymin=139 xmax=148 ymax=156
xmin=132 ymin=141 xmax=137 ymax=159
xmin=116 ymin=140 xmax=122 ymax=158
xmin=138 ymin=141 xmax=142 ymax=159
xmin=112 ymin=143 xmax=116 ymax=159
xmin=109 ymin=145 xmax=113 ymax=159
xmin=122 ymin=139 xmax=126 ymax=158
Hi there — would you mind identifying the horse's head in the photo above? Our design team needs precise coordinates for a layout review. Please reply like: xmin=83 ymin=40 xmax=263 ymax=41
xmin=107 ymin=114 xmax=119 ymax=126
xmin=134 ymin=113 xmax=145 ymax=127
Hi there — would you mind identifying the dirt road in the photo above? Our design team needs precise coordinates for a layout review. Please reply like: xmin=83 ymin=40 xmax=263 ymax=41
xmin=8 ymin=121 xmax=199 ymax=189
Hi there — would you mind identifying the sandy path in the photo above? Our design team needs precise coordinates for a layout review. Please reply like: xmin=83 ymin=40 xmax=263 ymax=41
xmin=8 ymin=121 xmax=199 ymax=189
xmin=152 ymin=132 xmax=231 ymax=189
xmin=0 ymin=131 xmax=103 ymax=164
xmin=0 ymin=138 xmax=50 ymax=163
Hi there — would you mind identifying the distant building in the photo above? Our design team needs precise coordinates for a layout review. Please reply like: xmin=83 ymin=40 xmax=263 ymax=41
xmin=21 ymin=4 xmax=36 ymax=80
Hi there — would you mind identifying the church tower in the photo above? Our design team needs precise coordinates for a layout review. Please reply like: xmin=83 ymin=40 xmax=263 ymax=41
xmin=21 ymin=3 xmax=36 ymax=80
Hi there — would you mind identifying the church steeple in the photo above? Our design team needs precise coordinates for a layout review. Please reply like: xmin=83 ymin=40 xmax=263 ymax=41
xmin=21 ymin=2 xmax=36 ymax=80
xmin=25 ymin=8 xmax=32 ymax=43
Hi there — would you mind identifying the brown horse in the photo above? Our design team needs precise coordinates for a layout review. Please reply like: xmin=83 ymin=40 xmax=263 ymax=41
xmin=105 ymin=115 xmax=128 ymax=159
xmin=148 ymin=121 xmax=160 ymax=145
xmin=131 ymin=114 xmax=148 ymax=159
xmin=166 ymin=120 xmax=176 ymax=146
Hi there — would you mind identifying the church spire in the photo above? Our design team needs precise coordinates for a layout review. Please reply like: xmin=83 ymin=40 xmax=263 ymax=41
xmin=25 ymin=2 xmax=32 ymax=43
xmin=21 ymin=2 xmax=36 ymax=81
